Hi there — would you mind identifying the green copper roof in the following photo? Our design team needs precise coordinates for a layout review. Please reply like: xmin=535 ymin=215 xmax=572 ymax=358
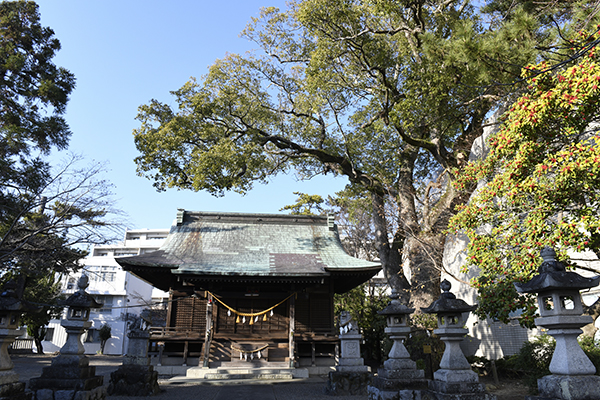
xmin=117 ymin=211 xmax=380 ymax=279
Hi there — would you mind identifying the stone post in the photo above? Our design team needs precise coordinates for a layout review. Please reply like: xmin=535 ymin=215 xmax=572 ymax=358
xmin=515 ymin=247 xmax=600 ymax=400
xmin=325 ymin=311 xmax=371 ymax=396
xmin=0 ymin=280 xmax=39 ymax=400
xmin=367 ymin=290 xmax=426 ymax=400
xmin=337 ymin=311 xmax=370 ymax=372
xmin=108 ymin=310 xmax=159 ymax=396
xmin=29 ymin=275 xmax=106 ymax=400
xmin=422 ymin=280 xmax=495 ymax=400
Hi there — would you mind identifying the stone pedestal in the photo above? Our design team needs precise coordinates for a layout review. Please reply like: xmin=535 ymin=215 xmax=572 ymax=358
xmin=0 ymin=327 xmax=29 ymax=400
xmin=336 ymin=312 xmax=370 ymax=373
xmin=29 ymin=275 xmax=105 ymax=400
xmin=526 ymin=375 xmax=600 ymax=400
xmin=108 ymin=320 xmax=159 ymax=396
xmin=368 ymin=294 xmax=427 ymax=400
xmin=326 ymin=312 xmax=371 ymax=395
xmin=325 ymin=371 xmax=372 ymax=396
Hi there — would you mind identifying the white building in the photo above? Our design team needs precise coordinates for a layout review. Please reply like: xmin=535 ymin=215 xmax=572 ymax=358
xmin=42 ymin=229 xmax=169 ymax=355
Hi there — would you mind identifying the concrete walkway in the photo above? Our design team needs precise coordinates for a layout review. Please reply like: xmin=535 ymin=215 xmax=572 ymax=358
xmin=11 ymin=354 xmax=368 ymax=400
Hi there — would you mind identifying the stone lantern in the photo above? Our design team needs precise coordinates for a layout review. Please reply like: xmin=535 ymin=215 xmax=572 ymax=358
xmin=367 ymin=290 xmax=426 ymax=400
xmin=29 ymin=275 xmax=107 ymax=400
xmin=515 ymin=247 xmax=600 ymax=400
xmin=422 ymin=279 xmax=494 ymax=400
xmin=56 ymin=274 xmax=102 ymax=364
xmin=0 ymin=280 xmax=39 ymax=399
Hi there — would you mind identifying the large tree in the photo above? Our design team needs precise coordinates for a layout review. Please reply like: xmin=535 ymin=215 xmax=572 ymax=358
xmin=0 ymin=0 xmax=75 ymax=221
xmin=133 ymin=0 xmax=562 ymax=308
xmin=448 ymin=28 xmax=600 ymax=328
xmin=0 ymin=2 xmax=119 ymax=289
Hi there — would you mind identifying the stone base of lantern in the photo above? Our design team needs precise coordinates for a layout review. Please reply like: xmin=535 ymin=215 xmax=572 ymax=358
xmin=107 ymin=364 xmax=160 ymax=397
xmin=336 ymin=357 xmax=371 ymax=372
xmin=427 ymin=380 xmax=496 ymax=400
xmin=367 ymin=385 xmax=428 ymax=400
xmin=29 ymin=363 xmax=105 ymax=400
xmin=325 ymin=371 xmax=372 ymax=396
xmin=367 ymin=366 xmax=427 ymax=400
xmin=524 ymin=374 xmax=600 ymax=400
xmin=29 ymin=386 xmax=105 ymax=400
xmin=0 ymin=381 xmax=30 ymax=400
xmin=427 ymin=369 xmax=496 ymax=400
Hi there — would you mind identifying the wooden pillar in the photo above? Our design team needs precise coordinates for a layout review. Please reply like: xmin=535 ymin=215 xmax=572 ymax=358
xmin=288 ymin=293 xmax=295 ymax=368
xmin=202 ymin=293 xmax=213 ymax=368
xmin=157 ymin=341 xmax=164 ymax=366
xmin=183 ymin=340 xmax=189 ymax=366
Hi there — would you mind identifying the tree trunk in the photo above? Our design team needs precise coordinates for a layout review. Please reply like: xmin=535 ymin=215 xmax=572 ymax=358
xmin=372 ymin=193 xmax=411 ymax=304
xmin=34 ymin=337 xmax=44 ymax=355
xmin=406 ymin=233 xmax=444 ymax=310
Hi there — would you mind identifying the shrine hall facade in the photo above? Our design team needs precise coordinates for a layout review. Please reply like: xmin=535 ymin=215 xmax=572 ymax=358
xmin=116 ymin=210 xmax=381 ymax=368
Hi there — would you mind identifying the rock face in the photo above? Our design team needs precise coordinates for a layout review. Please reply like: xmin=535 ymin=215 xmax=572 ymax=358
xmin=107 ymin=365 xmax=160 ymax=397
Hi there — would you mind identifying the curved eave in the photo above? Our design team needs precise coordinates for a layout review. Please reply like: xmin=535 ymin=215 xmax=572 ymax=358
xmin=330 ymin=266 xmax=382 ymax=294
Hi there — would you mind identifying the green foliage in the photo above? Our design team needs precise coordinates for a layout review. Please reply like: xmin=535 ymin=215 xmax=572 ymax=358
xmin=405 ymin=328 xmax=445 ymax=373
xmin=334 ymin=283 xmax=389 ymax=366
xmin=0 ymin=1 xmax=119 ymax=277
xmin=578 ymin=335 xmax=600 ymax=372
xmin=491 ymin=335 xmax=600 ymax=392
xmin=448 ymin=29 xmax=600 ymax=327
xmin=8 ymin=272 xmax=65 ymax=355
xmin=0 ymin=0 xmax=75 ymax=225
xmin=280 ymin=191 xmax=325 ymax=215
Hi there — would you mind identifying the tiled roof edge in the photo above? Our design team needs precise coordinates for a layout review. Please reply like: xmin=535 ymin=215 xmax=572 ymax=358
xmin=178 ymin=210 xmax=330 ymax=225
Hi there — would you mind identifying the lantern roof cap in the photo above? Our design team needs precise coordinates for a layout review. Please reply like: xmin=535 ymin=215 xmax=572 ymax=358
xmin=378 ymin=300 xmax=414 ymax=316
xmin=0 ymin=280 xmax=41 ymax=312
xmin=515 ymin=247 xmax=600 ymax=293
xmin=61 ymin=275 xmax=102 ymax=309
xmin=421 ymin=279 xmax=477 ymax=314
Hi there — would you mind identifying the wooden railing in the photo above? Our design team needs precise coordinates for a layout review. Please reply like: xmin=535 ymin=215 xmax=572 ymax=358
xmin=9 ymin=338 xmax=34 ymax=353
xmin=148 ymin=326 xmax=203 ymax=339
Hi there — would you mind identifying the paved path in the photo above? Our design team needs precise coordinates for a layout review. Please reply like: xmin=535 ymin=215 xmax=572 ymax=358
xmin=11 ymin=354 xmax=368 ymax=400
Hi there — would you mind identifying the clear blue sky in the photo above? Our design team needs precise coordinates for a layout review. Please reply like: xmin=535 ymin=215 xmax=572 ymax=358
xmin=36 ymin=1 xmax=346 ymax=231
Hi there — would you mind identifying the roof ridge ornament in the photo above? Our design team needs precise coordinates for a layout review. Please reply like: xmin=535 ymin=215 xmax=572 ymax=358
xmin=176 ymin=208 xmax=185 ymax=225
xmin=327 ymin=213 xmax=336 ymax=231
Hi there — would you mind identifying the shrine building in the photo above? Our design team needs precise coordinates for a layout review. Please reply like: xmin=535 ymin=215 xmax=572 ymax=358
xmin=115 ymin=210 xmax=381 ymax=370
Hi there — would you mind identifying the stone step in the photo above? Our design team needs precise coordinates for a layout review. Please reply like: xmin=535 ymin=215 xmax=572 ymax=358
xmin=204 ymin=372 xmax=294 ymax=380
xmin=213 ymin=368 xmax=291 ymax=374
xmin=185 ymin=365 xmax=309 ymax=379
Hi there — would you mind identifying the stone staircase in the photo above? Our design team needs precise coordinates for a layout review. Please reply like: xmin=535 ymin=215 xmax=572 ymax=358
xmin=185 ymin=362 xmax=308 ymax=380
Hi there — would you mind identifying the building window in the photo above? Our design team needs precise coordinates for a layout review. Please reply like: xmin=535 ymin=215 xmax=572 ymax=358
xmin=66 ymin=277 xmax=76 ymax=290
xmin=85 ymin=329 xmax=96 ymax=342
xmin=98 ymin=296 xmax=114 ymax=313
xmin=44 ymin=328 xmax=54 ymax=342
xmin=88 ymin=271 xmax=116 ymax=283
xmin=114 ymin=251 xmax=138 ymax=257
